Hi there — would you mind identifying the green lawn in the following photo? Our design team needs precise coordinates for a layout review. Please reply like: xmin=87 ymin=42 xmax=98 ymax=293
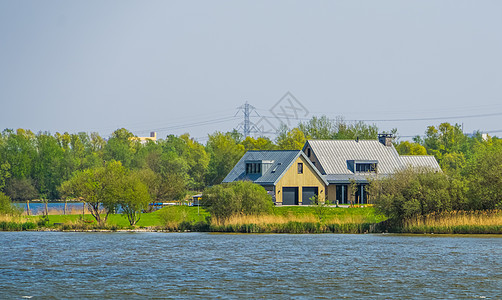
xmin=272 ymin=206 xmax=387 ymax=223
xmin=25 ymin=205 xmax=384 ymax=229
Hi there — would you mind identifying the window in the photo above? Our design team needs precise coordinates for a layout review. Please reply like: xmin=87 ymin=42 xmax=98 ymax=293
xmin=298 ymin=163 xmax=303 ymax=174
xmin=355 ymin=163 xmax=376 ymax=173
xmin=246 ymin=163 xmax=261 ymax=174
xmin=307 ymin=148 xmax=311 ymax=157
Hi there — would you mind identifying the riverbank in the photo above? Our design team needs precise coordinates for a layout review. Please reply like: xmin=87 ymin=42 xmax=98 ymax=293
xmin=2 ymin=207 xmax=501 ymax=234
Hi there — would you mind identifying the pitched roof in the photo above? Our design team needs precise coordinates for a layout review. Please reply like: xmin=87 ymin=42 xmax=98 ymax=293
xmin=222 ymin=150 xmax=327 ymax=185
xmin=305 ymin=140 xmax=404 ymax=175
xmin=400 ymin=155 xmax=441 ymax=171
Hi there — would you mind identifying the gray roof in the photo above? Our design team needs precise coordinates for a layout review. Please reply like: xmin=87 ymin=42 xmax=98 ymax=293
xmin=400 ymin=155 xmax=441 ymax=171
xmin=305 ymin=140 xmax=404 ymax=175
xmin=305 ymin=139 xmax=441 ymax=183
xmin=222 ymin=150 xmax=327 ymax=185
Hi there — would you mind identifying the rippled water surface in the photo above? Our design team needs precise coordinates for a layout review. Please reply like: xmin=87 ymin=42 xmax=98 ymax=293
xmin=1 ymin=232 xmax=501 ymax=299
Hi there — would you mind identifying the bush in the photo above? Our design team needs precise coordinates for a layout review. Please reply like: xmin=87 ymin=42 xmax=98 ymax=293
xmin=0 ymin=191 xmax=21 ymax=216
xmin=371 ymin=168 xmax=464 ymax=222
xmin=202 ymin=181 xmax=273 ymax=223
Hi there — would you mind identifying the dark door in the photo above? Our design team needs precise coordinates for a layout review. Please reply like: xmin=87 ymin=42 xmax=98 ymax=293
xmin=282 ymin=187 xmax=298 ymax=205
xmin=301 ymin=187 xmax=318 ymax=205
xmin=336 ymin=185 xmax=348 ymax=204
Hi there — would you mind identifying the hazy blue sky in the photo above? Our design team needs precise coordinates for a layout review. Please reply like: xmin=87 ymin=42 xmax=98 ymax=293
xmin=1 ymin=0 xmax=501 ymax=142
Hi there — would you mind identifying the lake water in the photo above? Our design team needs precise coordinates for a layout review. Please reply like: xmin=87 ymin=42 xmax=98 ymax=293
xmin=13 ymin=202 xmax=87 ymax=215
xmin=0 ymin=232 xmax=501 ymax=299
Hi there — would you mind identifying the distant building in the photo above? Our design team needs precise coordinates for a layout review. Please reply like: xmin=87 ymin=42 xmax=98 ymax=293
xmin=131 ymin=132 xmax=157 ymax=144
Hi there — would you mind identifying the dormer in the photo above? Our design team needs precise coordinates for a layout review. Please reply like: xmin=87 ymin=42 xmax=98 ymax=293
xmin=347 ymin=160 xmax=378 ymax=173
xmin=245 ymin=160 xmax=274 ymax=175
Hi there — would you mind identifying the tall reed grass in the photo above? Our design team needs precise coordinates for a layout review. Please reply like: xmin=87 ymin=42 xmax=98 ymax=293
xmin=401 ymin=210 xmax=502 ymax=234
xmin=207 ymin=213 xmax=374 ymax=233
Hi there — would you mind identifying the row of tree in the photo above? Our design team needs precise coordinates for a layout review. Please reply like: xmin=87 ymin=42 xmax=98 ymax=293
xmin=0 ymin=117 xmax=500 ymax=210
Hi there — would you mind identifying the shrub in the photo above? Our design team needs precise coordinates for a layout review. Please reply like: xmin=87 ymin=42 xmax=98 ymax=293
xmin=0 ymin=192 xmax=21 ymax=216
xmin=202 ymin=181 xmax=273 ymax=223
xmin=371 ymin=168 xmax=464 ymax=222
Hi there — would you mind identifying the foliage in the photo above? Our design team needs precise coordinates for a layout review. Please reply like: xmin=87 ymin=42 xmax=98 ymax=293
xmin=205 ymin=132 xmax=245 ymax=185
xmin=464 ymin=145 xmax=502 ymax=210
xmin=241 ymin=136 xmax=277 ymax=151
xmin=119 ymin=173 xmax=151 ymax=226
xmin=60 ymin=161 xmax=128 ymax=225
xmin=4 ymin=178 xmax=38 ymax=201
xmin=0 ymin=192 xmax=21 ymax=215
xmin=309 ymin=195 xmax=330 ymax=222
xmin=395 ymin=141 xmax=427 ymax=155
xmin=201 ymin=181 xmax=273 ymax=223
xmin=276 ymin=125 xmax=306 ymax=150
xmin=372 ymin=168 xmax=464 ymax=222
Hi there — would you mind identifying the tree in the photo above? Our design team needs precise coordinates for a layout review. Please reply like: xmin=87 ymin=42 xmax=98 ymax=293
xmin=33 ymin=132 xmax=65 ymax=199
xmin=298 ymin=116 xmax=336 ymax=139
xmin=0 ymin=192 xmax=20 ymax=215
xmin=103 ymin=128 xmax=136 ymax=168
xmin=276 ymin=125 xmax=306 ymax=150
xmin=464 ymin=145 xmax=502 ymax=210
xmin=201 ymin=181 xmax=273 ymax=223
xmin=241 ymin=136 xmax=277 ymax=151
xmin=4 ymin=178 xmax=38 ymax=202
xmin=1 ymin=129 xmax=37 ymax=180
xmin=59 ymin=161 xmax=127 ymax=226
xmin=206 ymin=132 xmax=245 ymax=185
xmin=371 ymin=168 xmax=463 ymax=222
xmin=119 ymin=173 xmax=150 ymax=226
xmin=0 ymin=162 xmax=10 ymax=192
xmin=395 ymin=141 xmax=427 ymax=155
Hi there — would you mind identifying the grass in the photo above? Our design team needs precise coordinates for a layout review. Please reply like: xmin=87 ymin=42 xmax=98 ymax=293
xmin=400 ymin=210 xmax=502 ymax=234
xmin=5 ymin=206 xmax=502 ymax=234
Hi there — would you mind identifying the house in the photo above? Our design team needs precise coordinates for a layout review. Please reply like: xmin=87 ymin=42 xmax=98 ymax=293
xmin=303 ymin=134 xmax=441 ymax=205
xmin=222 ymin=150 xmax=328 ymax=205
xmin=223 ymin=134 xmax=440 ymax=206
xmin=131 ymin=132 xmax=157 ymax=144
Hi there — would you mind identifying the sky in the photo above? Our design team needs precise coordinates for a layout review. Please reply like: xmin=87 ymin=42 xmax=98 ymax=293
xmin=1 ymin=0 xmax=501 ymax=143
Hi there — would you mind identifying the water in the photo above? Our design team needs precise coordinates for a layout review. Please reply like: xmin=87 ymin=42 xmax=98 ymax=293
xmin=13 ymin=202 xmax=86 ymax=215
xmin=0 ymin=232 xmax=501 ymax=299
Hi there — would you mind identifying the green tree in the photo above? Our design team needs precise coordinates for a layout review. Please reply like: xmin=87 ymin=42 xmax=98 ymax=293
xmin=276 ymin=125 xmax=306 ymax=150
xmin=395 ymin=141 xmax=427 ymax=155
xmin=206 ymin=132 xmax=245 ymax=185
xmin=241 ymin=136 xmax=277 ymax=151
xmin=0 ymin=162 xmax=10 ymax=192
xmin=372 ymin=168 xmax=463 ymax=222
xmin=1 ymin=129 xmax=37 ymax=180
xmin=119 ymin=173 xmax=151 ymax=226
xmin=33 ymin=132 xmax=65 ymax=199
xmin=0 ymin=191 xmax=20 ymax=215
xmin=464 ymin=145 xmax=502 ymax=209
xmin=202 ymin=181 xmax=272 ymax=223
xmin=4 ymin=178 xmax=38 ymax=202
xmin=104 ymin=128 xmax=136 ymax=168
xmin=298 ymin=116 xmax=336 ymax=139
xmin=60 ymin=161 xmax=127 ymax=225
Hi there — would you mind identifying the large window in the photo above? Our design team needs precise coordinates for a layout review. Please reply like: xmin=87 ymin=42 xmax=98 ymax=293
xmin=246 ymin=163 xmax=261 ymax=174
xmin=355 ymin=163 xmax=376 ymax=173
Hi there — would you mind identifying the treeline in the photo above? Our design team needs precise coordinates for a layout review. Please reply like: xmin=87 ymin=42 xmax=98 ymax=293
xmin=0 ymin=117 xmax=501 ymax=208
xmin=0 ymin=117 xmax=380 ymax=202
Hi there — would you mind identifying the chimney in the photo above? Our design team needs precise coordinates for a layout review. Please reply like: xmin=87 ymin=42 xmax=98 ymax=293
xmin=378 ymin=133 xmax=393 ymax=146
xmin=150 ymin=132 xmax=157 ymax=139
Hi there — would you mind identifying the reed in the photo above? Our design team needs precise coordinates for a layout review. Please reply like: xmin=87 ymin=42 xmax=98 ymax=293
xmin=401 ymin=210 xmax=502 ymax=234
xmin=207 ymin=213 xmax=374 ymax=233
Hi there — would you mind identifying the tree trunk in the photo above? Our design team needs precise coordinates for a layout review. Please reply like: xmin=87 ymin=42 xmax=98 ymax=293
xmin=26 ymin=200 xmax=30 ymax=216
